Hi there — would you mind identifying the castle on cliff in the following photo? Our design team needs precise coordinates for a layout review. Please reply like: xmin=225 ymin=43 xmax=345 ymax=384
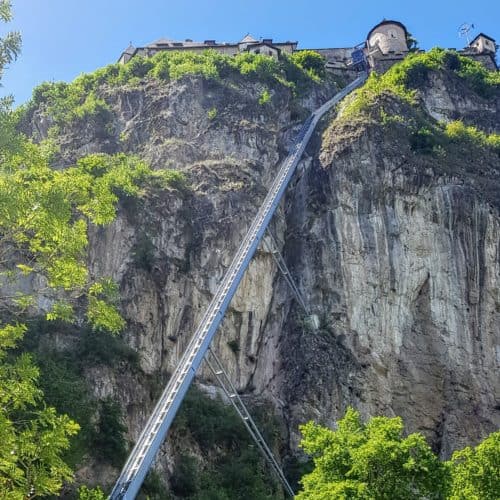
xmin=118 ymin=20 xmax=498 ymax=74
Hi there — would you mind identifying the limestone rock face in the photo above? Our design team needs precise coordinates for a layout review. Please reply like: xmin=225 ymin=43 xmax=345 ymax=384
xmin=27 ymin=69 xmax=499 ymax=483
xmin=282 ymin=116 xmax=500 ymax=457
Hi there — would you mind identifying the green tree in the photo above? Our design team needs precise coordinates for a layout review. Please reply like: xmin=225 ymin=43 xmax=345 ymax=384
xmin=406 ymin=32 xmax=419 ymax=52
xmin=0 ymin=0 xmax=21 ymax=84
xmin=0 ymin=5 xmax=153 ymax=495
xmin=297 ymin=408 xmax=447 ymax=499
xmin=0 ymin=5 xmax=83 ymax=497
xmin=0 ymin=324 xmax=79 ymax=498
xmin=447 ymin=431 xmax=500 ymax=500
xmin=0 ymin=113 xmax=149 ymax=496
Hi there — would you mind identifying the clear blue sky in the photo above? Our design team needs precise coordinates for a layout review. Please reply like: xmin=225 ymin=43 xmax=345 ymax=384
xmin=2 ymin=0 xmax=499 ymax=104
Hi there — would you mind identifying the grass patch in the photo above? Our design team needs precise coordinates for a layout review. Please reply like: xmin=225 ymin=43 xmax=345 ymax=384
xmin=207 ymin=106 xmax=218 ymax=120
xmin=444 ymin=120 xmax=500 ymax=154
xmin=258 ymin=89 xmax=271 ymax=105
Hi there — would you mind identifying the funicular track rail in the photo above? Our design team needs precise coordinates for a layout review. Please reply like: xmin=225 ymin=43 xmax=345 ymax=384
xmin=110 ymin=72 xmax=367 ymax=500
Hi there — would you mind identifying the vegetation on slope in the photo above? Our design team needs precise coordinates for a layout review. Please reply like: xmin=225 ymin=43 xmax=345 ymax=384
xmin=20 ymin=320 xmax=138 ymax=472
xmin=330 ymin=48 xmax=500 ymax=168
xmin=159 ymin=385 xmax=284 ymax=499
xmin=341 ymin=48 xmax=500 ymax=119
xmin=24 ymin=49 xmax=326 ymax=131
xmin=298 ymin=408 xmax=500 ymax=500
xmin=0 ymin=5 xmax=184 ymax=494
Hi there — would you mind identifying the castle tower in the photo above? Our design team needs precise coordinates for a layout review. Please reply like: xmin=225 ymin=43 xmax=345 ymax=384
xmin=463 ymin=33 xmax=498 ymax=70
xmin=367 ymin=20 xmax=409 ymax=55
xmin=468 ymin=33 xmax=497 ymax=55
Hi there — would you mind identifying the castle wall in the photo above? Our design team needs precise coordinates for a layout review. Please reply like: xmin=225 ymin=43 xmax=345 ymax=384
xmin=459 ymin=51 xmax=498 ymax=71
xmin=136 ymin=45 xmax=240 ymax=58
xmin=311 ymin=47 xmax=355 ymax=66
xmin=277 ymin=43 xmax=295 ymax=55
xmin=370 ymin=55 xmax=406 ymax=74
xmin=246 ymin=44 xmax=280 ymax=59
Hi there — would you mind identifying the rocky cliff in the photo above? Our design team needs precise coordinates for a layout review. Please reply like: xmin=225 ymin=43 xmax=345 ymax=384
xmin=24 ymin=60 xmax=499 ymax=495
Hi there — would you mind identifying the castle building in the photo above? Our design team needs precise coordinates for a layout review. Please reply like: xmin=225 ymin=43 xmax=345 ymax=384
xmin=118 ymin=35 xmax=296 ymax=64
xmin=118 ymin=21 xmax=498 ymax=74
xmin=367 ymin=20 xmax=409 ymax=55
xmin=364 ymin=20 xmax=409 ymax=73
xmin=461 ymin=33 xmax=498 ymax=71
xmin=469 ymin=33 xmax=497 ymax=54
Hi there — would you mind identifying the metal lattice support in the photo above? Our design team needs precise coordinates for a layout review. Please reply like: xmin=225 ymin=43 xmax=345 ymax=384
xmin=204 ymin=348 xmax=295 ymax=497
xmin=263 ymin=230 xmax=309 ymax=314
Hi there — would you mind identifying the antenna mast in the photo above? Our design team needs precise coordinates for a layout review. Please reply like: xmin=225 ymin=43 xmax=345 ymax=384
xmin=458 ymin=22 xmax=475 ymax=45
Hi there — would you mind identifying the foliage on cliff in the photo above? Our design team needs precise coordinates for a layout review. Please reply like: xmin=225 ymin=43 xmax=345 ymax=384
xmin=341 ymin=48 xmax=500 ymax=119
xmin=405 ymin=119 xmax=500 ymax=159
xmin=297 ymin=408 xmax=500 ymax=500
xmin=0 ymin=0 xmax=20 ymax=84
xmin=24 ymin=49 xmax=326 ymax=130
xmin=0 ymin=25 xmax=184 ymax=494
xmin=0 ymin=323 xmax=79 ymax=498
xmin=164 ymin=385 xmax=283 ymax=499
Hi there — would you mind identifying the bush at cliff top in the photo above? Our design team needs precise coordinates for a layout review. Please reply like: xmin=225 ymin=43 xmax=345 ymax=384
xmin=341 ymin=48 xmax=500 ymax=118
xmin=27 ymin=49 xmax=326 ymax=127
xmin=289 ymin=50 xmax=327 ymax=80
